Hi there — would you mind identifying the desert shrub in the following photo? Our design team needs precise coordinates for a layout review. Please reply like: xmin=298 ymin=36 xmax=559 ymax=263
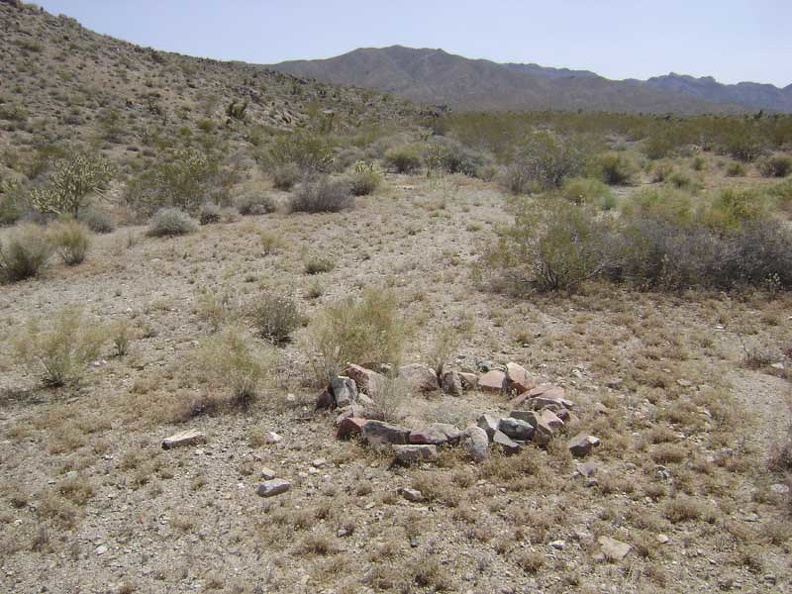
xmin=306 ymin=289 xmax=408 ymax=383
xmin=621 ymin=187 xmax=696 ymax=227
xmin=271 ymin=162 xmax=302 ymax=191
xmin=346 ymin=161 xmax=382 ymax=196
xmin=725 ymin=161 xmax=746 ymax=177
xmin=251 ymin=292 xmax=301 ymax=345
xmin=146 ymin=207 xmax=197 ymax=237
xmin=487 ymin=198 xmax=611 ymax=292
xmin=28 ymin=154 xmax=113 ymax=218
xmin=266 ymin=132 xmax=335 ymax=174
xmin=0 ymin=179 xmax=27 ymax=225
xmin=48 ymin=218 xmax=90 ymax=265
xmin=304 ymin=254 xmax=335 ymax=274
xmin=650 ymin=160 xmax=675 ymax=182
xmin=13 ymin=307 xmax=105 ymax=386
xmin=194 ymin=326 xmax=270 ymax=408
xmin=290 ymin=176 xmax=352 ymax=213
xmin=384 ymin=145 xmax=422 ymax=174
xmin=78 ymin=207 xmax=114 ymax=233
xmin=258 ymin=229 xmax=287 ymax=254
xmin=703 ymin=188 xmax=768 ymax=230
xmin=561 ymin=177 xmax=615 ymax=209
xmin=691 ymin=155 xmax=707 ymax=171
xmin=596 ymin=152 xmax=636 ymax=185
xmin=665 ymin=170 xmax=701 ymax=191
xmin=199 ymin=202 xmax=221 ymax=225
xmin=758 ymin=154 xmax=792 ymax=178
xmin=506 ymin=131 xmax=591 ymax=191
xmin=125 ymin=148 xmax=232 ymax=215
xmin=234 ymin=192 xmax=276 ymax=215
xmin=719 ymin=127 xmax=764 ymax=162
xmin=425 ymin=138 xmax=486 ymax=176
xmin=0 ymin=224 xmax=50 ymax=283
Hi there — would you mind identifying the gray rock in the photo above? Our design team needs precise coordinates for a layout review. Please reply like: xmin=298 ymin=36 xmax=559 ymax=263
xmin=478 ymin=369 xmax=507 ymax=392
xmin=568 ymin=432 xmax=600 ymax=457
xmin=398 ymin=488 xmax=424 ymax=502
xmin=458 ymin=372 xmax=478 ymax=389
xmin=597 ymin=536 xmax=631 ymax=561
xmin=257 ymin=479 xmax=291 ymax=498
xmin=392 ymin=444 xmax=438 ymax=465
xmin=344 ymin=364 xmax=386 ymax=396
xmin=459 ymin=426 xmax=490 ymax=463
xmin=498 ymin=417 xmax=535 ymax=441
xmin=399 ymin=363 xmax=439 ymax=392
xmin=492 ymin=430 xmax=521 ymax=455
xmin=441 ymin=370 xmax=463 ymax=396
xmin=330 ymin=376 xmax=358 ymax=407
xmin=360 ymin=420 xmax=410 ymax=447
xmin=261 ymin=466 xmax=277 ymax=480
xmin=476 ymin=414 xmax=500 ymax=440
xmin=409 ymin=423 xmax=461 ymax=445
xmin=162 ymin=430 xmax=206 ymax=450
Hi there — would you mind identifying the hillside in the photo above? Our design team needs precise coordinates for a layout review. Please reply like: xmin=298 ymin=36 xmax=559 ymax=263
xmin=272 ymin=46 xmax=791 ymax=114
xmin=0 ymin=2 xmax=417 ymax=163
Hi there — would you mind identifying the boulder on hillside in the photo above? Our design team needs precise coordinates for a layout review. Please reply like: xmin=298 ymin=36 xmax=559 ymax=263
xmin=459 ymin=426 xmax=490 ymax=463
xmin=409 ymin=423 xmax=461 ymax=445
xmin=392 ymin=444 xmax=438 ymax=465
xmin=345 ymin=364 xmax=385 ymax=396
xmin=399 ymin=363 xmax=439 ymax=392
xmin=360 ymin=420 xmax=410 ymax=447
xmin=479 ymin=369 xmax=507 ymax=392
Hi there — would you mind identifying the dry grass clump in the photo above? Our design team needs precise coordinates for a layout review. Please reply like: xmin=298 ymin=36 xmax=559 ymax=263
xmin=250 ymin=292 xmax=301 ymax=345
xmin=0 ymin=223 xmax=51 ymax=283
xmin=146 ymin=207 xmax=197 ymax=237
xmin=47 ymin=218 xmax=90 ymax=265
xmin=290 ymin=176 xmax=353 ymax=213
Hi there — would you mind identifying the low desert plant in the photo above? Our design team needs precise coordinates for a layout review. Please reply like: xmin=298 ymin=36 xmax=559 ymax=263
xmin=78 ymin=207 xmax=114 ymax=233
xmin=250 ymin=292 xmax=301 ymax=345
xmin=384 ymin=145 xmax=422 ymax=174
xmin=561 ymin=177 xmax=615 ymax=209
xmin=234 ymin=192 xmax=276 ymax=215
xmin=596 ymin=152 xmax=636 ymax=185
xmin=199 ymin=202 xmax=222 ymax=225
xmin=272 ymin=163 xmax=301 ymax=191
xmin=266 ymin=132 xmax=334 ymax=174
xmin=48 ymin=218 xmax=90 ymax=265
xmin=304 ymin=254 xmax=335 ymax=274
xmin=346 ymin=161 xmax=382 ymax=196
xmin=0 ymin=224 xmax=51 ymax=283
xmin=306 ymin=289 xmax=409 ymax=383
xmin=290 ymin=176 xmax=352 ymax=213
xmin=146 ymin=207 xmax=197 ymax=237
xmin=725 ymin=161 xmax=746 ymax=177
xmin=758 ymin=154 xmax=792 ymax=178
xmin=13 ymin=307 xmax=106 ymax=386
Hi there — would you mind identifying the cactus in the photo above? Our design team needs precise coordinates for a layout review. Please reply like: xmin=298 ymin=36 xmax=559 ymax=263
xmin=29 ymin=154 xmax=113 ymax=217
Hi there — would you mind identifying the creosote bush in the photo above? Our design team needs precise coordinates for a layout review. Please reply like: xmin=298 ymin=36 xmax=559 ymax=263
xmin=271 ymin=163 xmax=302 ymax=191
xmin=758 ymin=154 xmax=792 ymax=178
xmin=146 ymin=207 xmax=197 ymax=237
xmin=561 ymin=177 xmax=615 ymax=209
xmin=47 ymin=218 xmax=90 ymax=265
xmin=290 ymin=176 xmax=353 ymax=213
xmin=0 ymin=224 xmax=51 ymax=283
xmin=306 ymin=289 xmax=409 ymax=384
xmin=346 ymin=161 xmax=382 ymax=196
xmin=596 ymin=152 xmax=636 ymax=185
xmin=13 ymin=307 xmax=106 ymax=386
xmin=384 ymin=145 xmax=422 ymax=174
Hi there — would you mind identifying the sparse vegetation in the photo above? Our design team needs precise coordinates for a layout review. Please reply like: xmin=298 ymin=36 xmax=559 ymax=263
xmin=47 ymin=218 xmax=90 ymax=265
xmin=290 ymin=176 xmax=353 ymax=213
xmin=146 ymin=207 xmax=197 ymax=236
xmin=250 ymin=292 xmax=301 ymax=345
xmin=0 ymin=223 xmax=50 ymax=282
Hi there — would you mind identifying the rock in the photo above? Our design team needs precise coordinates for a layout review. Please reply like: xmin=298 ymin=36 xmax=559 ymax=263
xmin=476 ymin=414 xmax=500 ymax=440
xmin=399 ymin=364 xmax=439 ymax=392
xmin=478 ymin=370 xmax=507 ymax=392
xmin=263 ymin=431 xmax=282 ymax=444
xmin=492 ymin=430 xmax=521 ymax=455
xmin=409 ymin=423 xmax=461 ymax=445
xmin=315 ymin=388 xmax=334 ymax=409
xmin=336 ymin=417 xmax=367 ymax=440
xmin=506 ymin=362 xmax=534 ymax=393
xmin=392 ymin=444 xmax=438 ymax=465
xmin=568 ymin=432 xmax=600 ymax=458
xmin=360 ymin=420 xmax=410 ymax=447
xmin=597 ymin=536 xmax=631 ymax=561
xmin=261 ymin=467 xmax=277 ymax=480
xmin=530 ymin=409 xmax=565 ymax=446
xmin=441 ymin=371 xmax=463 ymax=396
xmin=458 ymin=372 xmax=478 ymax=389
xmin=530 ymin=395 xmax=575 ymax=411
xmin=549 ymin=540 xmax=566 ymax=550
xmin=162 ymin=430 xmax=206 ymax=450
xmin=498 ymin=417 xmax=534 ymax=441
xmin=770 ymin=483 xmax=790 ymax=495
xmin=656 ymin=534 xmax=670 ymax=544
xmin=459 ymin=427 xmax=490 ymax=463
xmin=94 ymin=545 xmax=108 ymax=555
xmin=257 ymin=479 xmax=291 ymax=498
xmin=311 ymin=458 xmax=327 ymax=468
xmin=576 ymin=460 xmax=597 ymax=478
xmin=345 ymin=364 xmax=385 ymax=396
xmin=397 ymin=487 xmax=424 ymax=502
xmin=335 ymin=401 xmax=384 ymax=424
xmin=330 ymin=376 xmax=358 ymax=407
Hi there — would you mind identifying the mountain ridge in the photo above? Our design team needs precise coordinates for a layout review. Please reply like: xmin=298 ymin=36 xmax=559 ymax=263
xmin=271 ymin=45 xmax=792 ymax=114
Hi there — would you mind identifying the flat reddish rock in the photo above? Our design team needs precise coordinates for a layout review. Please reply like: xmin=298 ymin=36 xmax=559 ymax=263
xmin=478 ymin=370 xmax=506 ymax=392
xmin=336 ymin=417 xmax=367 ymax=440
xmin=506 ymin=362 xmax=535 ymax=393
xmin=344 ymin=364 xmax=385 ymax=396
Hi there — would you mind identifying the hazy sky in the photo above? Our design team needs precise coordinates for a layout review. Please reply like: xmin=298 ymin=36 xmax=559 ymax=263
xmin=34 ymin=0 xmax=791 ymax=87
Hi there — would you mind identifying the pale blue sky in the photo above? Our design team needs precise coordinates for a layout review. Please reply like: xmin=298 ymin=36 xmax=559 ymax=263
xmin=34 ymin=0 xmax=791 ymax=87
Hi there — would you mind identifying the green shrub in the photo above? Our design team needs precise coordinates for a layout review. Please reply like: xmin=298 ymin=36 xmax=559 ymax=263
xmin=725 ymin=161 xmax=746 ymax=177
xmin=758 ymin=154 xmax=792 ymax=178
xmin=384 ymin=145 xmax=422 ymax=174
xmin=251 ymin=292 xmax=301 ymax=345
xmin=234 ymin=192 xmax=276 ymax=215
xmin=596 ymin=152 xmax=636 ymax=185
xmin=0 ymin=224 xmax=50 ymax=283
xmin=272 ymin=162 xmax=302 ymax=190
xmin=304 ymin=254 xmax=335 ymax=275
xmin=424 ymin=138 xmax=486 ymax=176
xmin=704 ymin=188 xmax=768 ymax=230
xmin=199 ymin=202 xmax=221 ymax=225
xmin=146 ymin=207 xmax=197 ymax=237
xmin=48 ymin=218 xmax=90 ymax=265
xmin=78 ymin=208 xmax=114 ymax=233
xmin=506 ymin=132 xmax=590 ymax=191
xmin=665 ymin=170 xmax=700 ymax=191
xmin=0 ymin=180 xmax=27 ymax=225
xmin=13 ymin=307 xmax=106 ymax=386
xmin=621 ymin=187 xmax=696 ymax=227
xmin=306 ymin=289 xmax=409 ymax=382
xmin=28 ymin=154 xmax=113 ymax=218
xmin=290 ymin=176 xmax=353 ymax=213
xmin=266 ymin=132 xmax=334 ymax=174
xmin=346 ymin=161 xmax=382 ymax=196
xmin=561 ymin=177 xmax=615 ymax=209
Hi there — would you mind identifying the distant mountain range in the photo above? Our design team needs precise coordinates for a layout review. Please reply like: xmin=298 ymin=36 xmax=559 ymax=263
xmin=271 ymin=46 xmax=792 ymax=114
